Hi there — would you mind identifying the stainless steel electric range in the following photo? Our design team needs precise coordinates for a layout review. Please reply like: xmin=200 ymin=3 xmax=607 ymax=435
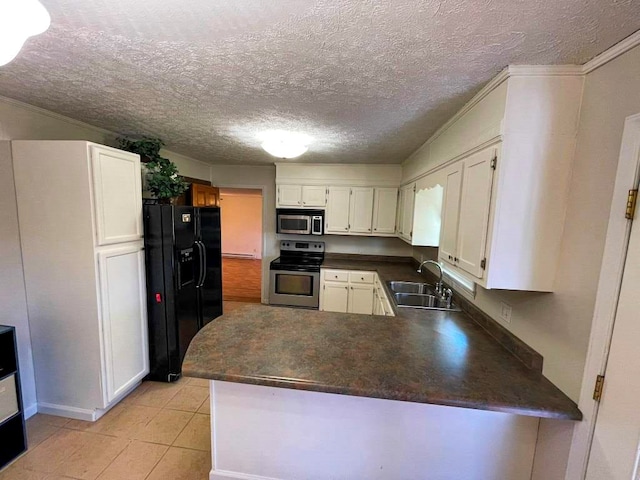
xmin=269 ymin=241 xmax=325 ymax=309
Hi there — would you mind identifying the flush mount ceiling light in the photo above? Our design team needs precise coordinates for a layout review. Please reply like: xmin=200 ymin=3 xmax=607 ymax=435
xmin=260 ymin=130 xmax=311 ymax=159
xmin=0 ymin=0 xmax=51 ymax=66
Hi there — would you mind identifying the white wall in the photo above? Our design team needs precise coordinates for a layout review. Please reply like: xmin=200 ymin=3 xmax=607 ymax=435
xmin=0 ymin=96 xmax=209 ymax=416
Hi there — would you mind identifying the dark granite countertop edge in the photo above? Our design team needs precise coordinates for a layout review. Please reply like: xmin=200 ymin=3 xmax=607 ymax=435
xmin=183 ymin=368 xmax=581 ymax=420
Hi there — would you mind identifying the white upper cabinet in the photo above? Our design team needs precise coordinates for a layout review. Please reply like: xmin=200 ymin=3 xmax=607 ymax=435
xmin=439 ymin=145 xmax=496 ymax=279
xmin=275 ymin=164 xmax=403 ymax=237
xmin=440 ymin=164 xmax=463 ymax=265
xmin=91 ymin=145 xmax=142 ymax=246
xmin=456 ymin=147 xmax=496 ymax=278
xmin=326 ymin=186 xmax=351 ymax=233
xmin=397 ymin=183 xmax=415 ymax=243
xmin=404 ymin=71 xmax=585 ymax=291
xmin=372 ymin=188 xmax=398 ymax=234
xmin=349 ymin=187 xmax=374 ymax=233
xmin=301 ymin=186 xmax=327 ymax=207
xmin=277 ymin=185 xmax=327 ymax=207
xmin=277 ymin=185 xmax=303 ymax=207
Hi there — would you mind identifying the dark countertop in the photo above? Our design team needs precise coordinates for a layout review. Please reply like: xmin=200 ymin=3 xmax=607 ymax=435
xmin=183 ymin=256 xmax=582 ymax=420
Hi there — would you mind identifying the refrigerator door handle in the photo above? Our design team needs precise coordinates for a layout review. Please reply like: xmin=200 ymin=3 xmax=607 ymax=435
xmin=196 ymin=241 xmax=206 ymax=288
xmin=200 ymin=241 xmax=208 ymax=287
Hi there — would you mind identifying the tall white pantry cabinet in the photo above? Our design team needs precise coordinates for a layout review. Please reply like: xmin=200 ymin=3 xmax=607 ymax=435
xmin=12 ymin=141 xmax=149 ymax=421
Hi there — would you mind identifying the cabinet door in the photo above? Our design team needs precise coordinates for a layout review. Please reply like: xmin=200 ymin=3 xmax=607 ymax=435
xmin=91 ymin=146 xmax=143 ymax=246
xmin=373 ymin=188 xmax=398 ymax=234
xmin=349 ymin=187 xmax=374 ymax=234
xmin=348 ymin=284 xmax=374 ymax=315
xmin=278 ymin=185 xmax=302 ymax=207
xmin=439 ymin=164 xmax=463 ymax=266
xmin=399 ymin=184 xmax=415 ymax=240
xmin=373 ymin=290 xmax=382 ymax=315
xmin=321 ymin=282 xmax=349 ymax=312
xmin=456 ymin=147 xmax=495 ymax=279
xmin=192 ymin=184 xmax=219 ymax=207
xmin=302 ymin=186 xmax=327 ymax=207
xmin=326 ymin=187 xmax=351 ymax=234
xmin=97 ymin=244 xmax=149 ymax=404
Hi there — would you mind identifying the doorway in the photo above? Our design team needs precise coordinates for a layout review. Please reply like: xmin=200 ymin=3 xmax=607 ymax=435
xmin=219 ymin=188 xmax=263 ymax=304
xmin=566 ymin=112 xmax=640 ymax=479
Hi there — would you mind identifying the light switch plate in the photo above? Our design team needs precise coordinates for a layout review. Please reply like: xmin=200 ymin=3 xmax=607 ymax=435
xmin=500 ymin=302 xmax=512 ymax=324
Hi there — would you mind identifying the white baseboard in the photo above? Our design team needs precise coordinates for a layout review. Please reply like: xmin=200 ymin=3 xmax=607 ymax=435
xmin=211 ymin=469 xmax=282 ymax=480
xmin=23 ymin=403 xmax=38 ymax=420
xmin=37 ymin=402 xmax=98 ymax=421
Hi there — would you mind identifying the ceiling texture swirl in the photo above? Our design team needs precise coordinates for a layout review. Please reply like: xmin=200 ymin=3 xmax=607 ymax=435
xmin=0 ymin=0 xmax=639 ymax=165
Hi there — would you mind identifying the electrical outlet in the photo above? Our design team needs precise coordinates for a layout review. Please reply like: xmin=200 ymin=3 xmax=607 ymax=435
xmin=500 ymin=302 xmax=512 ymax=324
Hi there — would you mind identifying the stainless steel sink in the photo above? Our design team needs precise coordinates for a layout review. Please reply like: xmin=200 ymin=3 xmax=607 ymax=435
xmin=393 ymin=293 xmax=461 ymax=311
xmin=387 ymin=281 xmax=436 ymax=295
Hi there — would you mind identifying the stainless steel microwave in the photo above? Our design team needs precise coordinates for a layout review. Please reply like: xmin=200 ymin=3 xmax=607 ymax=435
xmin=276 ymin=209 xmax=324 ymax=235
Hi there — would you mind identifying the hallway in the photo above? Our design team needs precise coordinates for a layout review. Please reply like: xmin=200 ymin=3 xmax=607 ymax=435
xmin=222 ymin=258 xmax=262 ymax=303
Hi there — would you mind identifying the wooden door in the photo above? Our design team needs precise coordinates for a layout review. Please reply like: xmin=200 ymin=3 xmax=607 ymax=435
xmin=349 ymin=187 xmax=374 ymax=234
xmin=348 ymin=284 xmax=374 ymax=315
xmin=97 ymin=243 xmax=149 ymax=404
xmin=439 ymin=163 xmax=463 ymax=266
xmin=326 ymin=187 xmax=351 ymax=234
xmin=91 ymin=145 xmax=143 ymax=246
xmin=302 ymin=186 xmax=327 ymax=207
xmin=321 ymin=282 xmax=349 ymax=313
xmin=373 ymin=188 xmax=398 ymax=234
xmin=278 ymin=185 xmax=302 ymax=207
xmin=456 ymin=146 xmax=495 ymax=279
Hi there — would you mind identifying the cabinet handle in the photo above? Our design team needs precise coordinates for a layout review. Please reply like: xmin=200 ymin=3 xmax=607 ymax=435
xmin=361 ymin=277 xmax=364 ymax=280
xmin=454 ymin=257 xmax=458 ymax=262
xmin=334 ymin=275 xmax=338 ymax=279
xmin=303 ymin=202 xmax=306 ymax=205
xmin=350 ymin=287 xmax=353 ymax=290
xmin=374 ymin=228 xmax=377 ymax=231
xmin=344 ymin=286 xmax=348 ymax=290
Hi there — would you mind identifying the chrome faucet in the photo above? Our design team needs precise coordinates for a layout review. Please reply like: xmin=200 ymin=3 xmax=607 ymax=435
xmin=417 ymin=260 xmax=444 ymax=295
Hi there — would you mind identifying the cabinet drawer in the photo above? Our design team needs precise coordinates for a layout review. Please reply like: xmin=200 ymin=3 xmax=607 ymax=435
xmin=0 ymin=374 xmax=19 ymax=424
xmin=323 ymin=270 xmax=349 ymax=282
xmin=349 ymin=272 xmax=375 ymax=284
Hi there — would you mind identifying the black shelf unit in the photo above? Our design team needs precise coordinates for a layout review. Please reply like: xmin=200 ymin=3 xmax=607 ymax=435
xmin=0 ymin=325 xmax=27 ymax=469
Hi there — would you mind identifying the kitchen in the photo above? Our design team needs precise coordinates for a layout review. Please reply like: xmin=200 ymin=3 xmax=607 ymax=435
xmin=0 ymin=1 xmax=640 ymax=480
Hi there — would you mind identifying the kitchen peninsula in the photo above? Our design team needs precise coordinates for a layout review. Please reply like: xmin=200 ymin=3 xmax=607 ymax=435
xmin=183 ymin=260 xmax=581 ymax=480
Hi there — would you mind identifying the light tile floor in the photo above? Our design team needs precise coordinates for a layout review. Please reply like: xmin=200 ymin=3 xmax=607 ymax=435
xmin=0 ymin=377 xmax=211 ymax=480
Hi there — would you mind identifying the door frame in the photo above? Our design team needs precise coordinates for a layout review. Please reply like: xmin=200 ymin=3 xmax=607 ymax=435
xmin=565 ymin=112 xmax=640 ymax=478
xmin=216 ymin=184 xmax=267 ymax=303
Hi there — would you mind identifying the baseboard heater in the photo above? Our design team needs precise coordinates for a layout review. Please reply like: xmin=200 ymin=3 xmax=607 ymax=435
xmin=222 ymin=253 xmax=257 ymax=259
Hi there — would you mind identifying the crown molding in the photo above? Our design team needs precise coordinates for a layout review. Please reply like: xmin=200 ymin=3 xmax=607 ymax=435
xmin=582 ymin=29 xmax=640 ymax=74
xmin=507 ymin=65 xmax=584 ymax=76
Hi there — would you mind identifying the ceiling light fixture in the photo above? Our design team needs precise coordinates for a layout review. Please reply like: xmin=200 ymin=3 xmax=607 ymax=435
xmin=0 ymin=0 xmax=51 ymax=67
xmin=261 ymin=130 xmax=311 ymax=159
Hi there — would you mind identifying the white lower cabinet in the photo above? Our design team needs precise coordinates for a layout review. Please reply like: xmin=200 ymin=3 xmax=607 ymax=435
xmin=98 ymin=244 xmax=149 ymax=404
xmin=320 ymin=269 xmax=394 ymax=316
xmin=349 ymin=284 xmax=375 ymax=315
xmin=321 ymin=282 xmax=350 ymax=313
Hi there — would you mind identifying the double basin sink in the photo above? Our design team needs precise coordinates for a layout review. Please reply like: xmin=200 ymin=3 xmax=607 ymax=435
xmin=387 ymin=281 xmax=461 ymax=312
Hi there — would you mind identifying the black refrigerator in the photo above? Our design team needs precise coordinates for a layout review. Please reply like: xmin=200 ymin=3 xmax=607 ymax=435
xmin=143 ymin=205 xmax=223 ymax=382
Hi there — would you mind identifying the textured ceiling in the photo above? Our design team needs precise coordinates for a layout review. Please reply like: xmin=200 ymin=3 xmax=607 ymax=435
xmin=0 ymin=1 xmax=639 ymax=165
